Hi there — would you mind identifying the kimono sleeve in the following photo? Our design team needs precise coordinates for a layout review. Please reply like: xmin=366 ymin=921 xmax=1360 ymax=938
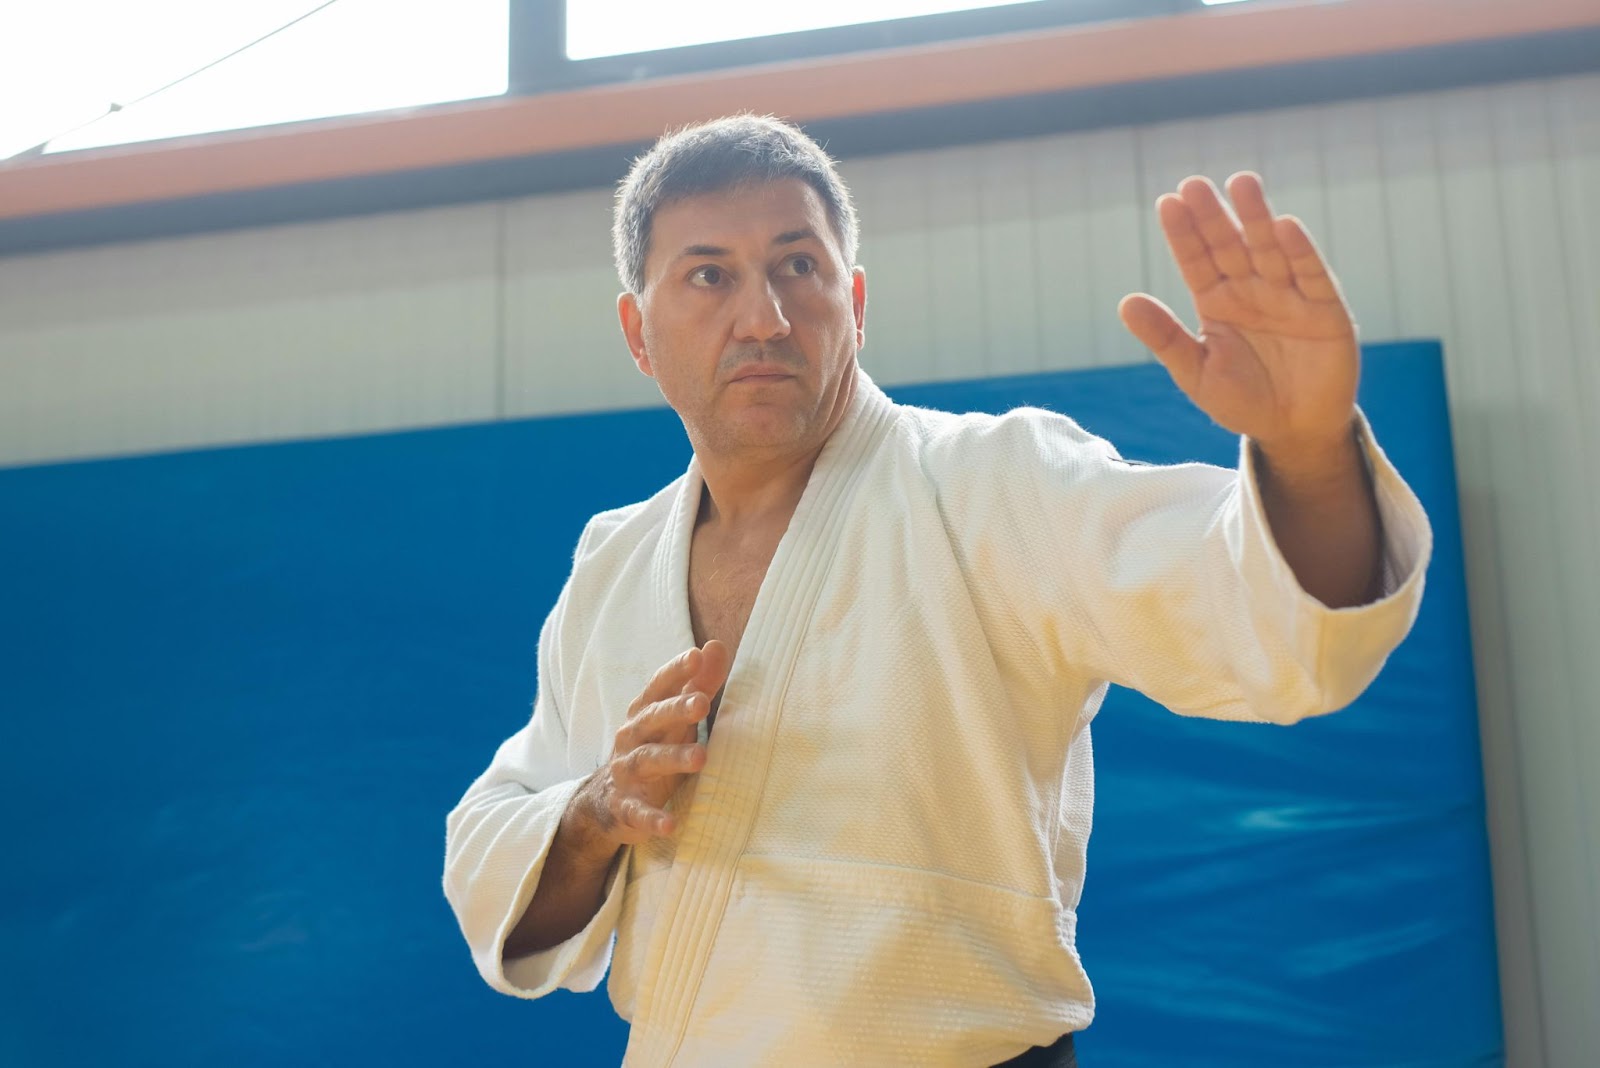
xmin=441 ymin=538 xmax=628 ymax=998
xmin=941 ymin=406 xmax=1432 ymax=724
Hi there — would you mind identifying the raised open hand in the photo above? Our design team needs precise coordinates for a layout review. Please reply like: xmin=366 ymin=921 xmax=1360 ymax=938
xmin=1118 ymin=173 xmax=1359 ymax=452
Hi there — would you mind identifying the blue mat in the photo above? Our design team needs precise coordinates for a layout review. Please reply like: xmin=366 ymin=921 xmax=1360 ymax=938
xmin=0 ymin=341 xmax=1499 ymax=1066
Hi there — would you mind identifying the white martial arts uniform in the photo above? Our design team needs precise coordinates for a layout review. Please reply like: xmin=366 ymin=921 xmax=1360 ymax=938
xmin=443 ymin=370 xmax=1432 ymax=1067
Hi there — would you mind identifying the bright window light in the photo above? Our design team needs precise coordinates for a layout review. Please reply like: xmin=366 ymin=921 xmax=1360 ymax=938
xmin=566 ymin=0 xmax=1046 ymax=61
xmin=0 ymin=0 xmax=507 ymax=160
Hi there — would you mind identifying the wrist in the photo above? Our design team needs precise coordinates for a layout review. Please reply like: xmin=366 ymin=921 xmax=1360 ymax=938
xmin=565 ymin=776 xmax=626 ymax=867
xmin=1252 ymin=419 xmax=1362 ymax=487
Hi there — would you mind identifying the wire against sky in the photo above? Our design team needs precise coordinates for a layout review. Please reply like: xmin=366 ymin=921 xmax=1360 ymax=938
xmin=0 ymin=1 xmax=507 ymax=161
xmin=4 ymin=0 xmax=342 ymax=161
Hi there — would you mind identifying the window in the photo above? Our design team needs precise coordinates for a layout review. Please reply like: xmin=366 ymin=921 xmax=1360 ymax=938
xmin=0 ymin=0 xmax=507 ymax=159
xmin=0 ymin=0 xmax=1251 ymax=160
xmin=566 ymin=0 xmax=1047 ymax=60
xmin=522 ymin=0 xmax=1194 ymax=92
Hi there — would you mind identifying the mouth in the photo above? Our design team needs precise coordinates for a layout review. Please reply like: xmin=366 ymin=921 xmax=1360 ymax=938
xmin=729 ymin=365 xmax=797 ymax=384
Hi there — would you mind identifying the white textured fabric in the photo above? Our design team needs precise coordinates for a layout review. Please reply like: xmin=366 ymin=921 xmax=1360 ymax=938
xmin=443 ymin=370 xmax=1432 ymax=1066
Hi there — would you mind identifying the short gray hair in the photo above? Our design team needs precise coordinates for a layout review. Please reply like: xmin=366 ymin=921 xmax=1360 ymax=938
xmin=612 ymin=114 xmax=859 ymax=295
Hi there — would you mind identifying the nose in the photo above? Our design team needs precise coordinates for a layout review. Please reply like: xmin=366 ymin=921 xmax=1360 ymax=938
xmin=732 ymin=277 xmax=791 ymax=343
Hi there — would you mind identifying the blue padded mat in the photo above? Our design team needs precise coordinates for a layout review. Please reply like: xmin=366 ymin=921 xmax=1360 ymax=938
xmin=0 ymin=341 xmax=1499 ymax=1066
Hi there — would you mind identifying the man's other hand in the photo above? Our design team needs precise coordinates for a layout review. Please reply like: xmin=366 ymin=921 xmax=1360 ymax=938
xmin=576 ymin=641 xmax=732 ymax=849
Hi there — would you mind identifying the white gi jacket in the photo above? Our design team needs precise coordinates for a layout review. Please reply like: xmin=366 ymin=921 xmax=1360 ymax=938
xmin=444 ymin=370 xmax=1432 ymax=1066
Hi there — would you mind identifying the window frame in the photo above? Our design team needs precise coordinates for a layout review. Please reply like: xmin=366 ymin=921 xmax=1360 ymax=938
xmin=510 ymin=0 xmax=1198 ymax=94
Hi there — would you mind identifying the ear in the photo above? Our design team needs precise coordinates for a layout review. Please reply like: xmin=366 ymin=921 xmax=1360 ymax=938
xmin=617 ymin=291 xmax=654 ymax=378
xmin=851 ymin=266 xmax=867 ymax=351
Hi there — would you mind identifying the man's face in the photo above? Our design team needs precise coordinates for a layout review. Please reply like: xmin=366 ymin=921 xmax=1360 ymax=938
xmin=619 ymin=179 xmax=866 ymax=460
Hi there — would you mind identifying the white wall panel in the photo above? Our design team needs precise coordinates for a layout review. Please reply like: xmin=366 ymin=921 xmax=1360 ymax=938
xmin=500 ymin=188 xmax=661 ymax=418
xmin=0 ymin=203 xmax=500 ymax=466
xmin=1026 ymin=132 xmax=1098 ymax=369
xmin=1077 ymin=127 xmax=1148 ymax=369
xmin=1488 ymin=78 xmax=1600 ymax=1068
xmin=976 ymin=138 xmax=1043 ymax=377
xmin=850 ymin=150 xmax=934 ymax=385
xmin=5 ymin=70 xmax=1600 ymax=1067
xmin=1320 ymin=99 xmax=1401 ymax=341
xmin=921 ymin=145 xmax=989 ymax=381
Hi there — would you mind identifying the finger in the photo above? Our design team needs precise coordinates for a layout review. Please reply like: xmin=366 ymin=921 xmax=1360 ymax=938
xmin=1155 ymin=194 xmax=1223 ymax=295
xmin=680 ymin=639 xmax=733 ymax=698
xmin=615 ymin=794 xmax=676 ymax=838
xmin=616 ymin=692 xmax=709 ymax=752
xmin=618 ymin=741 xmax=707 ymax=782
xmin=630 ymin=646 xmax=704 ymax=714
xmin=1118 ymin=293 xmax=1205 ymax=396
xmin=1225 ymin=172 xmax=1293 ymax=287
xmin=1273 ymin=215 xmax=1343 ymax=303
xmin=1178 ymin=176 xmax=1253 ymax=279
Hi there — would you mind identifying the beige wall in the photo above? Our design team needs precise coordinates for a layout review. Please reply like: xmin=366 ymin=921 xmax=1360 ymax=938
xmin=4 ymin=71 xmax=1597 ymax=1066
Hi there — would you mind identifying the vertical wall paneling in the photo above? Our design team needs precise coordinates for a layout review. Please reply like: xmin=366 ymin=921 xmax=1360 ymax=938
xmin=1079 ymin=127 xmax=1147 ymax=368
xmin=1490 ymin=78 xmax=1600 ymax=1068
xmin=1546 ymin=74 xmax=1600 ymax=587
xmin=0 ymin=204 xmax=500 ymax=466
xmin=1028 ymin=131 xmax=1097 ymax=372
xmin=1194 ymin=109 xmax=1264 ymax=192
xmin=1440 ymin=84 xmax=1594 ymax=1068
xmin=1375 ymin=93 xmax=1458 ymax=341
xmin=1318 ymin=99 xmax=1400 ymax=342
xmin=501 ymin=187 xmax=658 ymax=418
xmin=1547 ymin=84 xmax=1600 ymax=1012
xmin=921 ymin=145 xmax=988 ymax=381
xmin=848 ymin=155 xmax=935 ymax=386
xmin=977 ymin=139 xmax=1043 ymax=377
xmin=1548 ymin=75 xmax=1600 ymax=419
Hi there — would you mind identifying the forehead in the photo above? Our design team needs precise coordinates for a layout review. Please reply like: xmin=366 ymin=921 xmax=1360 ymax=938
xmin=648 ymin=179 xmax=836 ymax=262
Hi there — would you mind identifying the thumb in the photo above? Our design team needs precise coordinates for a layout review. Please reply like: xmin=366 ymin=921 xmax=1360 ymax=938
xmin=1118 ymin=293 xmax=1204 ymax=396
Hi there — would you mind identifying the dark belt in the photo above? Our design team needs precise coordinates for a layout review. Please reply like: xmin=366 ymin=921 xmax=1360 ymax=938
xmin=990 ymin=1031 xmax=1076 ymax=1067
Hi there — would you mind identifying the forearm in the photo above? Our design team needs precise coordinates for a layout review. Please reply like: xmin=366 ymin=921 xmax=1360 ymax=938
xmin=1252 ymin=424 xmax=1383 ymax=609
xmin=502 ymin=782 xmax=622 ymax=959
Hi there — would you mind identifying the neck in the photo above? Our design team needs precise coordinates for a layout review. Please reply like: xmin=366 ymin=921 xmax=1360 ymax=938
xmin=696 ymin=447 xmax=821 ymax=529
xmin=693 ymin=368 xmax=859 ymax=529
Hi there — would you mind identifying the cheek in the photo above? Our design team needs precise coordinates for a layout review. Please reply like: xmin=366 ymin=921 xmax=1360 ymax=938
xmin=798 ymin=288 xmax=857 ymax=347
xmin=645 ymin=303 xmax=717 ymax=353
xmin=640 ymin=316 xmax=716 ymax=390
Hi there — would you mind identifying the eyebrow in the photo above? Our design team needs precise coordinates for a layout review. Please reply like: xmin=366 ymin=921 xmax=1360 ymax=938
xmin=773 ymin=228 xmax=819 ymax=246
xmin=673 ymin=228 xmax=821 ymax=261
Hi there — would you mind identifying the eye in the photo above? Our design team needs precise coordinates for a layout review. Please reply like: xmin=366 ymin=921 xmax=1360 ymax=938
xmin=778 ymin=254 xmax=816 ymax=277
xmin=688 ymin=264 xmax=726 ymax=287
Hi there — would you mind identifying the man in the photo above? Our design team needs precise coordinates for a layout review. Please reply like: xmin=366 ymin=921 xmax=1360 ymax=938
xmin=443 ymin=115 xmax=1430 ymax=1066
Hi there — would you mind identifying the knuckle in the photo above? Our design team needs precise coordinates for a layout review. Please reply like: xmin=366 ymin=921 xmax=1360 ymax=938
xmin=628 ymin=799 xmax=652 ymax=829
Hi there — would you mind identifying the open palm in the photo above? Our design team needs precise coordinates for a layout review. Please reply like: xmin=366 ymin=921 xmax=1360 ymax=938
xmin=1119 ymin=173 xmax=1359 ymax=451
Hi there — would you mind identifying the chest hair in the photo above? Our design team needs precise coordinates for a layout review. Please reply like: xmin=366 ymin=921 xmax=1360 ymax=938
xmin=687 ymin=524 xmax=783 ymax=725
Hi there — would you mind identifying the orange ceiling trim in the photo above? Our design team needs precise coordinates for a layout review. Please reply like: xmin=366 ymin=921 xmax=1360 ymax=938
xmin=1 ymin=0 xmax=1594 ymax=222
